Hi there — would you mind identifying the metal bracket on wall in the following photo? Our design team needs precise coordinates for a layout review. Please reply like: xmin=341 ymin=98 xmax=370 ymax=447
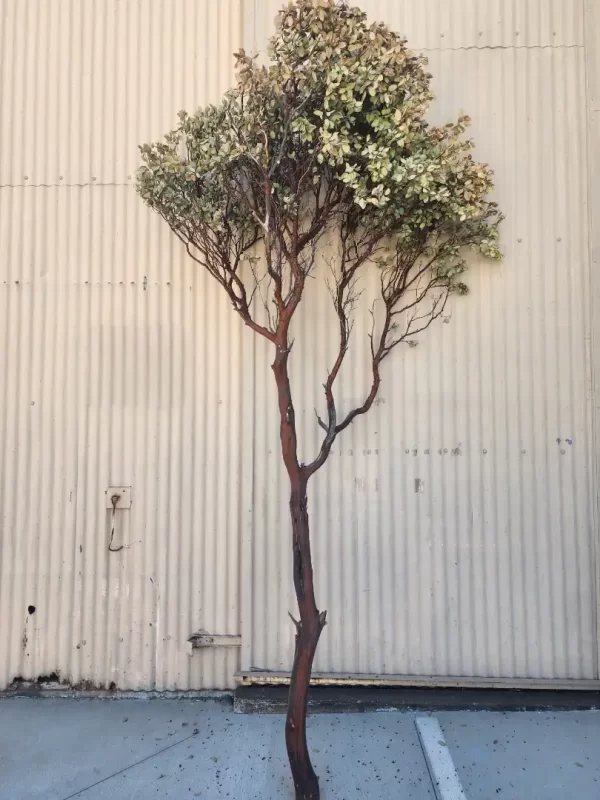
xmin=104 ymin=487 xmax=132 ymax=509
xmin=187 ymin=630 xmax=242 ymax=655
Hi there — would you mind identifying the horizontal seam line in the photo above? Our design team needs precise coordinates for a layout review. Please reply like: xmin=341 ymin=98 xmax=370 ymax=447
xmin=0 ymin=183 xmax=132 ymax=188
xmin=419 ymin=44 xmax=583 ymax=51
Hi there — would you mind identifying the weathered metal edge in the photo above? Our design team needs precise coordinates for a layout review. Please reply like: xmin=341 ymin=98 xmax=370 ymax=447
xmin=235 ymin=670 xmax=600 ymax=690
xmin=233 ymin=684 xmax=600 ymax=714
xmin=0 ymin=687 xmax=233 ymax=701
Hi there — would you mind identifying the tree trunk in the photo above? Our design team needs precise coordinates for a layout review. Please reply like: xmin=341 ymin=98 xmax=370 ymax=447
xmin=271 ymin=340 xmax=326 ymax=799
xmin=285 ymin=476 xmax=326 ymax=800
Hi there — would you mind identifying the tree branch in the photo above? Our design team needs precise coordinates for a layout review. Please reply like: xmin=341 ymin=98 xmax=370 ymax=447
xmin=304 ymin=227 xmax=383 ymax=477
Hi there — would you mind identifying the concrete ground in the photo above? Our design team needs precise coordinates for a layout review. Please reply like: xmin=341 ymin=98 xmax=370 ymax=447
xmin=0 ymin=697 xmax=598 ymax=799
xmin=438 ymin=709 xmax=600 ymax=799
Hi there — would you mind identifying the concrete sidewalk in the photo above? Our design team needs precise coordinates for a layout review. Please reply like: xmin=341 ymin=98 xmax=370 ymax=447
xmin=0 ymin=698 xmax=598 ymax=799
xmin=438 ymin=709 xmax=600 ymax=799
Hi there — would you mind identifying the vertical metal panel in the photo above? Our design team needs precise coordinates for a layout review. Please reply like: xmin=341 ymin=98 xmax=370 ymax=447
xmin=244 ymin=1 xmax=598 ymax=681
xmin=0 ymin=0 xmax=248 ymax=691
xmin=584 ymin=0 xmax=600 ymax=674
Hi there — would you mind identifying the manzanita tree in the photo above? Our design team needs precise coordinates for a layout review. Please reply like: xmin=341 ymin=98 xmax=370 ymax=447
xmin=137 ymin=1 xmax=502 ymax=797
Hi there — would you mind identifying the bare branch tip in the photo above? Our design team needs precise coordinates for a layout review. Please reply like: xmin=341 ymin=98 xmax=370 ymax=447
xmin=314 ymin=408 xmax=328 ymax=431
xmin=288 ymin=611 xmax=301 ymax=632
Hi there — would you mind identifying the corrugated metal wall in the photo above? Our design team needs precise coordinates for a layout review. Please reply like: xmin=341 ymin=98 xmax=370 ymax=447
xmin=243 ymin=0 xmax=600 ymax=682
xmin=0 ymin=0 xmax=250 ymax=691
xmin=587 ymin=0 xmax=600 ymax=687
xmin=0 ymin=0 xmax=598 ymax=691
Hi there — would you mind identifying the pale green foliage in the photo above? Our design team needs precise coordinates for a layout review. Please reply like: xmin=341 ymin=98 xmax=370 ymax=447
xmin=137 ymin=0 xmax=502 ymax=339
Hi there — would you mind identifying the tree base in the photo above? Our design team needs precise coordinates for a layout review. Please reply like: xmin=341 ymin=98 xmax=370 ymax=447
xmin=292 ymin=771 xmax=320 ymax=800
xmin=295 ymin=788 xmax=319 ymax=800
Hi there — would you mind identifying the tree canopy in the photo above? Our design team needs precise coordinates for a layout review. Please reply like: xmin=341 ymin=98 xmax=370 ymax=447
xmin=137 ymin=0 xmax=501 ymax=355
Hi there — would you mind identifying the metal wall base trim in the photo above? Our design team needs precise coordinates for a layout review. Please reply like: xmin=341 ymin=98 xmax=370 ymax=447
xmin=234 ymin=684 xmax=600 ymax=714
xmin=236 ymin=670 xmax=600 ymax=691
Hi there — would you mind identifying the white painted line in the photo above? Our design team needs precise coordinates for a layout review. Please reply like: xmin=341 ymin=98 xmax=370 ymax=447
xmin=415 ymin=716 xmax=468 ymax=800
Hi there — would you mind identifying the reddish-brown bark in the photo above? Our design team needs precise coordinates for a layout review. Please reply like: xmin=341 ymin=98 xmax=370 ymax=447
xmin=272 ymin=337 xmax=326 ymax=799
xmin=285 ymin=479 xmax=326 ymax=800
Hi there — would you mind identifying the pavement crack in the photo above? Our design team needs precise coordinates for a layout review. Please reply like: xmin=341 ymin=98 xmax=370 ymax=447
xmin=59 ymin=730 xmax=200 ymax=799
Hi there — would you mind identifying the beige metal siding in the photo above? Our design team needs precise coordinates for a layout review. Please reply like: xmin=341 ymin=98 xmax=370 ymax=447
xmin=0 ymin=0 xmax=597 ymax=692
xmin=0 ymin=0 xmax=249 ymax=691
xmin=243 ymin=0 xmax=599 ymax=681
xmin=584 ymin=0 xmax=600 ymax=674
